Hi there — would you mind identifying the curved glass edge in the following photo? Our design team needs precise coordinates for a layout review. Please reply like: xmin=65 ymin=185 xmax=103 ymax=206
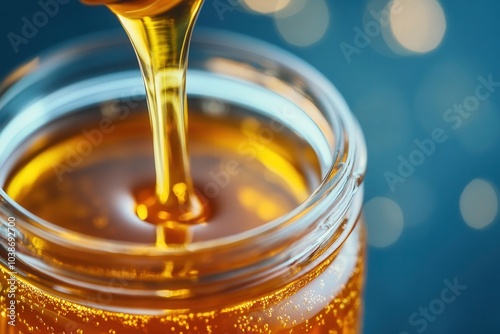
xmin=0 ymin=30 xmax=367 ymax=258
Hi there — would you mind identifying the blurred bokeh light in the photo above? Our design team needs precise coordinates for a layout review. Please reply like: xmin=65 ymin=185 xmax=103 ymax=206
xmin=243 ymin=0 xmax=291 ymax=14
xmin=387 ymin=0 xmax=447 ymax=54
xmin=460 ymin=179 xmax=498 ymax=229
xmin=274 ymin=0 xmax=330 ymax=47
xmin=365 ymin=196 xmax=404 ymax=248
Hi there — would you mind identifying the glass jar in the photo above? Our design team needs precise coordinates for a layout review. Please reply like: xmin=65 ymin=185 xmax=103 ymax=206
xmin=0 ymin=30 xmax=367 ymax=333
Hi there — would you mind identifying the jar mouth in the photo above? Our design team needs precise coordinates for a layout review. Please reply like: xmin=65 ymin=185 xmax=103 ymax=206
xmin=0 ymin=29 xmax=366 ymax=257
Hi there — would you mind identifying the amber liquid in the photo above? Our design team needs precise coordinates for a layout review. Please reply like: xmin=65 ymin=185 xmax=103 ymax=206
xmin=84 ymin=0 xmax=209 ymax=237
xmin=0 ymin=249 xmax=363 ymax=334
xmin=4 ymin=104 xmax=315 ymax=243
xmin=0 ymin=254 xmax=363 ymax=334
xmin=1 ymin=103 xmax=363 ymax=333
xmin=1 ymin=0 xmax=364 ymax=332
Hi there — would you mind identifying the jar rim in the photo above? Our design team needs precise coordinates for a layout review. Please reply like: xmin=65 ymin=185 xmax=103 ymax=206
xmin=0 ymin=29 xmax=366 ymax=257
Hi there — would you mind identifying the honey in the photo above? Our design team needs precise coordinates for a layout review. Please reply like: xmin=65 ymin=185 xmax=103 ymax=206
xmin=0 ymin=0 xmax=367 ymax=332
xmin=3 ymin=105 xmax=315 ymax=244
xmin=1 ymin=102 xmax=364 ymax=333
xmin=87 ymin=0 xmax=209 ymax=233
xmin=0 ymin=245 xmax=363 ymax=333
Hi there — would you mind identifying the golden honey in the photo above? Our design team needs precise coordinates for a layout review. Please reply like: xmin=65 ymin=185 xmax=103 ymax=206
xmin=0 ymin=1 xmax=367 ymax=332
xmin=1 ymin=105 xmax=364 ymax=333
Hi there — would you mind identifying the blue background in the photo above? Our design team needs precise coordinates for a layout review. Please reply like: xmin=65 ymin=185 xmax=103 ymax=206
xmin=1 ymin=1 xmax=499 ymax=333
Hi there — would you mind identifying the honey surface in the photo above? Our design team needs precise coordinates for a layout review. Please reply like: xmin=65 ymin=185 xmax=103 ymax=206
xmin=4 ymin=106 xmax=315 ymax=243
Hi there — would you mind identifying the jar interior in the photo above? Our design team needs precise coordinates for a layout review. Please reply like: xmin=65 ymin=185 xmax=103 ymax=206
xmin=0 ymin=69 xmax=334 ymax=248
xmin=0 ymin=35 xmax=365 ymax=317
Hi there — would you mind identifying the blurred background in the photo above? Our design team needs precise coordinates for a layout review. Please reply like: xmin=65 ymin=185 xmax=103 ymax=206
xmin=1 ymin=0 xmax=499 ymax=333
